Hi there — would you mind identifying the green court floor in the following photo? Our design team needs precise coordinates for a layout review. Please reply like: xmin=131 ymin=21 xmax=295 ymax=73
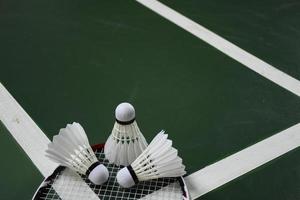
xmin=0 ymin=0 xmax=299 ymax=199
xmin=160 ymin=0 xmax=300 ymax=80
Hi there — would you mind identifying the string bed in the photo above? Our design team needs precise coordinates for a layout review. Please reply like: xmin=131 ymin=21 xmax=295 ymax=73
xmin=35 ymin=148 xmax=185 ymax=200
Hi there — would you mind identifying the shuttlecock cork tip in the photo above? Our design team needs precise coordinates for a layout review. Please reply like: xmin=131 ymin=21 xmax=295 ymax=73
xmin=115 ymin=102 xmax=135 ymax=124
xmin=117 ymin=166 xmax=137 ymax=188
xmin=87 ymin=163 xmax=109 ymax=185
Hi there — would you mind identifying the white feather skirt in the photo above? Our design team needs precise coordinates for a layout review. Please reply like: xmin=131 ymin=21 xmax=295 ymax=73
xmin=104 ymin=121 xmax=148 ymax=166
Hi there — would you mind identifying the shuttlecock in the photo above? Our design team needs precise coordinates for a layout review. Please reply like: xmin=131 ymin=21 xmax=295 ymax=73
xmin=104 ymin=102 xmax=148 ymax=166
xmin=116 ymin=131 xmax=186 ymax=188
xmin=46 ymin=122 xmax=109 ymax=185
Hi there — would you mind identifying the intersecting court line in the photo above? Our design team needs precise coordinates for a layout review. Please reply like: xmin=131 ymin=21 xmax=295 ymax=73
xmin=136 ymin=0 xmax=300 ymax=97
xmin=0 ymin=83 xmax=100 ymax=200
xmin=1 ymin=81 xmax=300 ymax=200
xmin=1 ymin=3 xmax=300 ymax=198
xmin=184 ymin=124 xmax=300 ymax=199
xmin=135 ymin=0 xmax=300 ymax=199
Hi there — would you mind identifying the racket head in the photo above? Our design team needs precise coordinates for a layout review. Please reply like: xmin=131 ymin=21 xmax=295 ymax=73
xmin=33 ymin=144 xmax=189 ymax=200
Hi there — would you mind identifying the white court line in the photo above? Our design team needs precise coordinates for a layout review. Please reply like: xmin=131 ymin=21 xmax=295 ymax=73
xmin=135 ymin=1 xmax=300 ymax=198
xmin=136 ymin=0 xmax=300 ymax=97
xmin=51 ymin=169 xmax=100 ymax=200
xmin=184 ymin=123 xmax=300 ymax=199
xmin=1 ymin=82 xmax=299 ymax=200
xmin=0 ymin=83 xmax=100 ymax=200
xmin=0 ymin=82 xmax=57 ymax=177
xmin=32 ymin=169 xmax=100 ymax=200
xmin=2 ymin=2 xmax=299 ymax=200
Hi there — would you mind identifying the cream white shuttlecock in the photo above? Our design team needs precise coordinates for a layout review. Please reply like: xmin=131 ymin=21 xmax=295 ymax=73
xmin=104 ymin=102 xmax=148 ymax=166
xmin=116 ymin=130 xmax=186 ymax=188
xmin=46 ymin=122 xmax=109 ymax=185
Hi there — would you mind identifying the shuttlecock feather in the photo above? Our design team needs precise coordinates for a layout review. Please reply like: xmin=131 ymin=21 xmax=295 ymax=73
xmin=104 ymin=102 xmax=148 ymax=166
xmin=46 ymin=122 xmax=109 ymax=185
xmin=116 ymin=130 xmax=186 ymax=188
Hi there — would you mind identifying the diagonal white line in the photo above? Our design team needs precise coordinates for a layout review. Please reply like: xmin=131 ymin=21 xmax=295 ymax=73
xmin=184 ymin=123 xmax=300 ymax=199
xmin=136 ymin=0 xmax=300 ymax=97
xmin=32 ymin=169 xmax=100 ymax=200
xmin=1 ymin=81 xmax=299 ymax=200
xmin=0 ymin=82 xmax=99 ymax=200
xmin=135 ymin=0 xmax=300 ymax=199
xmin=52 ymin=169 xmax=100 ymax=200
xmin=0 ymin=82 xmax=57 ymax=177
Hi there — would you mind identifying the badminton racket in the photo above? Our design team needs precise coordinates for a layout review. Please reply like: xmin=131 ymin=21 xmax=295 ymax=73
xmin=33 ymin=143 xmax=189 ymax=200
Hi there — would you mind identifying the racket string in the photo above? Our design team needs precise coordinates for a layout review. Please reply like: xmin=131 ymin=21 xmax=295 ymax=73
xmin=38 ymin=149 xmax=184 ymax=199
